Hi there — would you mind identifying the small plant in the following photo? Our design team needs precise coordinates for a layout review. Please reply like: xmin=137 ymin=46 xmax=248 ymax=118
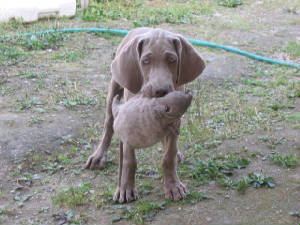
xmin=240 ymin=78 xmax=264 ymax=87
xmin=92 ymin=188 xmax=114 ymax=208
xmin=28 ymin=114 xmax=43 ymax=126
xmin=270 ymin=152 xmax=298 ymax=167
xmin=117 ymin=199 xmax=167 ymax=224
xmin=17 ymin=32 xmax=69 ymax=50
xmin=0 ymin=44 xmax=26 ymax=66
xmin=52 ymin=183 xmax=91 ymax=208
xmin=218 ymin=0 xmax=243 ymax=8
xmin=218 ymin=173 xmax=275 ymax=192
xmin=58 ymin=153 xmax=72 ymax=165
xmin=16 ymin=97 xmax=42 ymax=110
xmin=179 ymin=191 xmax=211 ymax=204
xmin=284 ymin=41 xmax=300 ymax=58
xmin=20 ymin=70 xmax=43 ymax=79
xmin=42 ymin=161 xmax=64 ymax=175
xmin=54 ymin=50 xmax=84 ymax=62
xmin=259 ymin=135 xmax=283 ymax=149
xmin=0 ymin=86 xmax=15 ymax=96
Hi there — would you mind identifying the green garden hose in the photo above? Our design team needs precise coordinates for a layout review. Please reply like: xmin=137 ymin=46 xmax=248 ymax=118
xmin=11 ymin=27 xmax=300 ymax=69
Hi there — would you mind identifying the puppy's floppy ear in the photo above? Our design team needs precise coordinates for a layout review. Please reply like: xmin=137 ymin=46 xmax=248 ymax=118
xmin=111 ymin=36 xmax=144 ymax=94
xmin=173 ymin=35 xmax=205 ymax=85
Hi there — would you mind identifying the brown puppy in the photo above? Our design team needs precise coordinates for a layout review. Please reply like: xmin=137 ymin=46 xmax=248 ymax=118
xmin=112 ymin=91 xmax=193 ymax=203
xmin=112 ymin=91 xmax=192 ymax=148
xmin=85 ymin=28 xmax=205 ymax=201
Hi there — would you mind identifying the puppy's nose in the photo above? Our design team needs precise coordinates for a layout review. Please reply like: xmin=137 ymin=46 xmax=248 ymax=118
xmin=155 ymin=86 xmax=169 ymax=97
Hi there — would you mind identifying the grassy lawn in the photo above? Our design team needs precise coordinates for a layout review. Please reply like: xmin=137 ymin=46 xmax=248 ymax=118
xmin=0 ymin=0 xmax=299 ymax=224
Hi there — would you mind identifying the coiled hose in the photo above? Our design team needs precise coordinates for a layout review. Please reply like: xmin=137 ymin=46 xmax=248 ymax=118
xmin=10 ymin=27 xmax=300 ymax=69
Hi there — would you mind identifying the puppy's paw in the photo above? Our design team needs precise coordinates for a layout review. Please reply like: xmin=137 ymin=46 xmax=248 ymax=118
xmin=85 ymin=152 xmax=107 ymax=170
xmin=164 ymin=181 xmax=187 ymax=201
xmin=113 ymin=186 xmax=138 ymax=203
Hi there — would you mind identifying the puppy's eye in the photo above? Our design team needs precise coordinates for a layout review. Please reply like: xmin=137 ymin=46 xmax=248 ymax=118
xmin=142 ymin=58 xmax=150 ymax=64
xmin=168 ymin=56 xmax=176 ymax=63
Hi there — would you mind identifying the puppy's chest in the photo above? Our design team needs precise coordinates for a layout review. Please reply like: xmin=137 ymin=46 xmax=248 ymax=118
xmin=114 ymin=100 xmax=168 ymax=148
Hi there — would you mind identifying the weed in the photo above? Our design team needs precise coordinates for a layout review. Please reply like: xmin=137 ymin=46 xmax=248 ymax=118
xmin=240 ymin=78 xmax=264 ymax=87
xmin=58 ymin=153 xmax=72 ymax=165
xmin=52 ymin=87 xmax=97 ymax=109
xmin=218 ymin=173 xmax=275 ymax=192
xmin=116 ymin=199 xmax=168 ymax=224
xmin=93 ymin=32 xmax=122 ymax=45
xmin=19 ymin=70 xmax=43 ymax=79
xmin=0 ymin=86 xmax=15 ymax=96
xmin=138 ymin=180 xmax=154 ymax=196
xmin=286 ymin=112 xmax=300 ymax=128
xmin=28 ymin=115 xmax=44 ymax=126
xmin=179 ymin=156 xmax=250 ymax=185
xmin=236 ymin=176 xmax=252 ymax=192
xmin=16 ymin=32 xmax=69 ymax=50
xmin=284 ymin=41 xmax=300 ymax=58
xmin=270 ymin=152 xmax=298 ymax=167
xmin=218 ymin=0 xmax=243 ymax=8
xmin=91 ymin=188 xmax=114 ymax=208
xmin=16 ymin=97 xmax=42 ymax=111
xmin=179 ymin=191 xmax=211 ymax=204
xmin=42 ymin=161 xmax=64 ymax=175
xmin=0 ymin=44 xmax=26 ymax=66
xmin=259 ymin=135 xmax=283 ymax=149
xmin=81 ymin=1 xmax=213 ymax=26
xmin=54 ymin=49 xmax=84 ymax=62
xmin=52 ymin=183 xmax=91 ymax=208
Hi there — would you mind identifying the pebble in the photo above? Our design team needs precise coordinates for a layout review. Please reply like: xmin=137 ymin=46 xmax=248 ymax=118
xmin=206 ymin=217 xmax=212 ymax=222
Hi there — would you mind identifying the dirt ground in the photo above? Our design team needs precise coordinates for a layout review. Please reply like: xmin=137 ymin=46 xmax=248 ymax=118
xmin=0 ymin=0 xmax=299 ymax=225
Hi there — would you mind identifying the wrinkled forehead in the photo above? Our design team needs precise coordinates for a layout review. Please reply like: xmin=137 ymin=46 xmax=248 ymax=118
xmin=141 ymin=29 xmax=177 ymax=55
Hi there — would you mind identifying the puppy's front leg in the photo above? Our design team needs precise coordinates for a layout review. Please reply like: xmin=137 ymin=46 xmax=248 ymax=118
xmin=113 ymin=142 xmax=138 ymax=203
xmin=162 ymin=133 xmax=187 ymax=201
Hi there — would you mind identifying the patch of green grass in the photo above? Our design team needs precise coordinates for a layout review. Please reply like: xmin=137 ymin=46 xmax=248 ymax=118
xmin=284 ymin=41 xmax=300 ymax=58
xmin=179 ymin=156 xmax=251 ymax=185
xmin=218 ymin=0 xmax=243 ymax=8
xmin=16 ymin=97 xmax=42 ymax=111
xmin=91 ymin=187 xmax=114 ymax=208
xmin=217 ymin=173 xmax=275 ymax=192
xmin=61 ymin=93 xmax=97 ymax=109
xmin=93 ymin=32 xmax=122 ymax=45
xmin=19 ymin=70 xmax=44 ymax=79
xmin=58 ymin=153 xmax=72 ymax=165
xmin=0 ymin=19 xmax=24 ymax=33
xmin=54 ymin=49 xmax=85 ymax=62
xmin=42 ymin=161 xmax=64 ymax=175
xmin=28 ymin=114 xmax=44 ymax=126
xmin=52 ymin=183 xmax=91 ymax=208
xmin=16 ymin=32 xmax=69 ymax=50
xmin=116 ymin=199 xmax=168 ymax=224
xmin=80 ymin=1 xmax=213 ymax=26
xmin=259 ymin=135 xmax=283 ymax=149
xmin=50 ymin=82 xmax=98 ymax=109
xmin=138 ymin=179 xmax=154 ymax=196
xmin=179 ymin=191 xmax=211 ymax=204
xmin=0 ymin=44 xmax=27 ymax=66
xmin=0 ymin=86 xmax=15 ymax=96
xmin=270 ymin=152 xmax=298 ymax=167
xmin=240 ymin=78 xmax=264 ymax=87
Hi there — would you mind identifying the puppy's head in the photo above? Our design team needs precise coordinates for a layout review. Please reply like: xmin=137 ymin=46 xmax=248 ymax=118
xmin=154 ymin=90 xmax=192 ymax=121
